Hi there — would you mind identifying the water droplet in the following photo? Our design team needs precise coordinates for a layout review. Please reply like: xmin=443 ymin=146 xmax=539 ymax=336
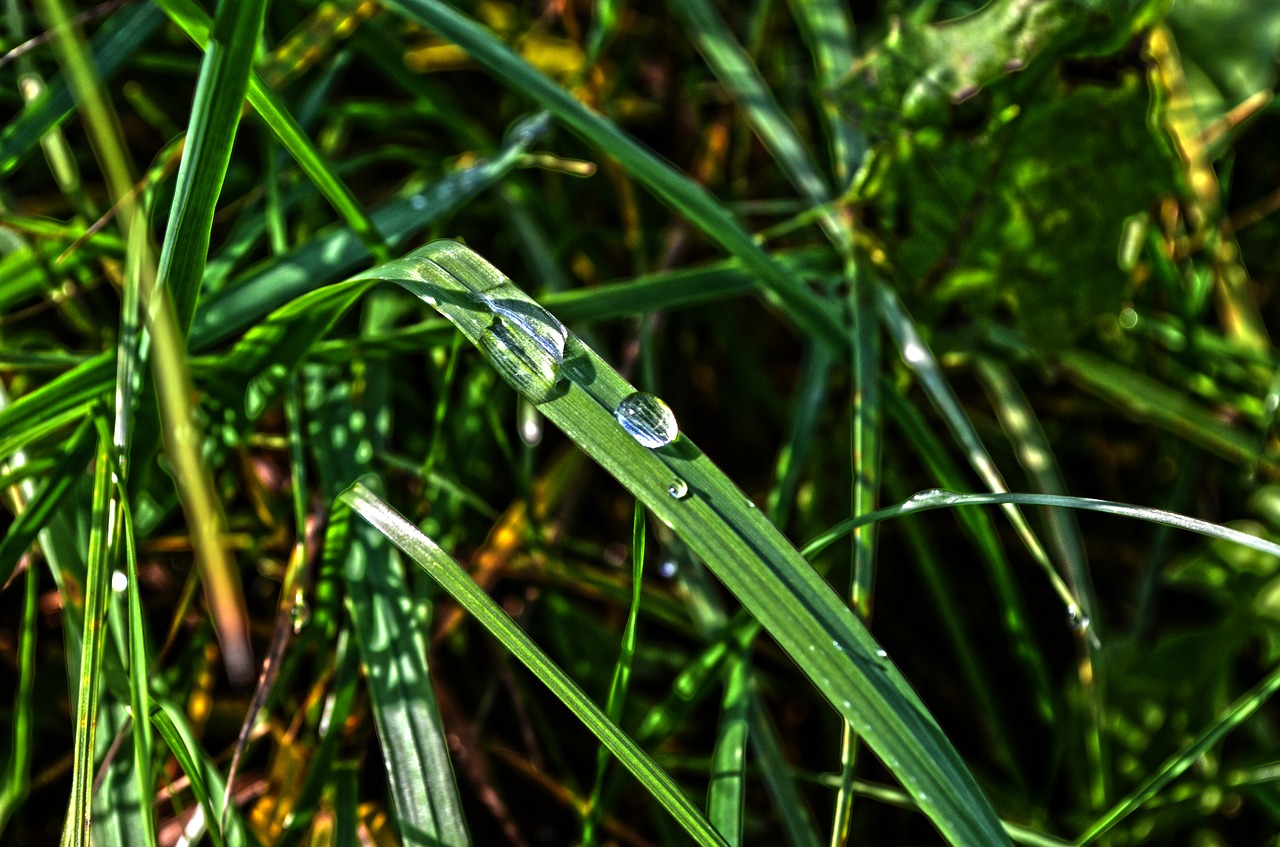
xmin=916 ymin=791 xmax=930 ymax=804
xmin=111 ymin=570 xmax=128 ymax=592
xmin=667 ymin=478 xmax=689 ymax=499
xmin=842 ymin=700 xmax=851 ymax=709
xmin=832 ymin=640 xmax=844 ymax=652
xmin=902 ymin=340 xmax=928 ymax=365
xmin=478 ymin=316 xmax=564 ymax=404
xmin=1118 ymin=307 xmax=1138 ymax=329
xmin=874 ymin=648 xmax=888 ymax=658
xmin=614 ymin=392 xmax=678 ymax=448
xmin=291 ymin=590 xmax=310 ymax=633
xmin=518 ymin=398 xmax=543 ymax=446
xmin=905 ymin=488 xmax=953 ymax=508
xmin=1067 ymin=604 xmax=1091 ymax=634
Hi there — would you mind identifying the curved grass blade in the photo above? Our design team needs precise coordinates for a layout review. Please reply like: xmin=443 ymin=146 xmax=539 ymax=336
xmin=341 ymin=482 xmax=730 ymax=847
xmin=147 ymin=703 xmax=228 ymax=847
xmin=364 ymin=241 xmax=1010 ymax=846
xmin=380 ymin=0 xmax=847 ymax=349
xmin=802 ymin=490 xmax=1280 ymax=563
xmin=707 ymin=647 xmax=750 ymax=846
xmin=788 ymin=0 xmax=864 ymax=187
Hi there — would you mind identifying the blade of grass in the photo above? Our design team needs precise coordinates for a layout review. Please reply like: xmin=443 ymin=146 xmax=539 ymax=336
xmin=364 ymin=240 xmax=1010 ymax=846
xmin=0 ymin=2 xmax=165 ymax=176
xmin=118 ymin=490 xmax=157 ymax=847
xmin=0 ymin=505 xmax=39 ymax=834
xmin=801 ymin=490 xmax=1280 ymax=563
xmin=152 ymin=0 xmax=391 ymax=265
xmin=342 ymin=482 xmax=730 ymax=847
xmin=874 ymin=282 xmax=1080 ymax=621
xmin=786 ymin=0 xmax=864 ymax=187
xmin=1073 ymin=661 xmax=1280 ymax=846
xmin=707 ymin=646 xmax=750 ymax=847
xmin=380 ymin=0 xmax=847 ymax=348
xmin=584 ymin=500 xmax=649 ymax=844
xmin=147 ymin=702 xmax=228 ymax=847
xmin=59 ymin=419 xmax=113 ymax=847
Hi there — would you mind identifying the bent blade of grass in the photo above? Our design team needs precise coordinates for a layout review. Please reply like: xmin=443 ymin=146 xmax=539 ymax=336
xmin=148 ymin=702 xmax=231 ymax=847
xmin=342 ymin=483 xmax=730 ymax=847
xmin=380 ymin=0 xmax=847 ymax=349
xmin=366 ymin=241 xmax=1009 ymax=846
xmin=801 ymin=491 xmax=1280 ymax=564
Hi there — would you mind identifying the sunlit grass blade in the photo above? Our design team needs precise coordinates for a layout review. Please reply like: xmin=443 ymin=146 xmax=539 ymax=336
xmin=802 ymin=490 xmax=1280 ymax=563
xmin=380 ymin=0 xmax=847 ymax=348
xmin=874 ymin=282 xmax=1080 ymax=618
xmin=118 ymin=491 xmax=157 ymax=847
xmin=1074 ymin=661 xmax=1280 ymax=846
xmin=60 ymin=420 xmax=113 ymax=847
xmin=342 ymin=482 xmax=730 ymax=847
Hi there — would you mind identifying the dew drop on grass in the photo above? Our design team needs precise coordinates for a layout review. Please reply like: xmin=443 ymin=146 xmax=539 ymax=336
xmin=905 ymin=488 xmax=953 ymax=507
xmin=1067 ymin=603 xmax=1091 ymax=634
xmin=614 ymin=391 xmax=678 ymax=448
xmin=874 ymin=648 xmax=888 ymax=658
xmin=667 ymin=478 xmax=689 ymax=499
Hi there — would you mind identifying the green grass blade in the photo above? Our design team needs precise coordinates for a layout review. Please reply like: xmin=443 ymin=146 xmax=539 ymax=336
xmin=380 ymin=0 xmax=847 ymax=348
xmin=362 ymin=241 xmax=1010 ymax=846
xmin=708 ymin=649 xmax=751 ymax=846
xmin=1074 ymin=661 xmax=1280 ymax=846
xmin=668 ymin=0 xmax=833 ymax=208
xmin=584 ymin=500 xmax=649 ymax=844
xmin=787 ymin=0 xmax=864 ymax=186
xmin=341 ymin=482 xmax=730 ymax=847
xmin=0 ymin=3 xmax=165 ymax=176
xmin=802 ymin=490 xmax=1280 ymax=563
xmin=147 ymin=702 xmax=228 ymax=847
xmin=0 ymin=505 xmax=40 ymax=834
xmin=119 ymin=495 xmax=157 ymax=847
xmin=153 ymin=0 xmax=390 ymax=264
xmin=60 ymin=421 xmax=113 ymax=847
xmin=148 ymin=0 xmax=266 ymax=335
xmin=0 ymin=417 xmax=95 ymax=586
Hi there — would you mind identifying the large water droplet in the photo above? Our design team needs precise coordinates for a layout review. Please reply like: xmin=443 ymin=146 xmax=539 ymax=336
xmin=478 ymin=316 xmax=564 ymax=404
xmin=667 ymin=478 xmax=689 ymax=499
xmin=614 ymin=391 xmax=678 ymax=448
xmin=905 ymin=488 xmax=954 ymax=508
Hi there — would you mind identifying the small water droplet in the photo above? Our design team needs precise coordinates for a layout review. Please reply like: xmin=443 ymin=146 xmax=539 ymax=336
xmin=875 ymin=648 xmax=888 ymax=658
xmin=902 ymin=340 xmax=928 ymax=365
xmin=291 ymin=590 xmax=310 ymax=634
xmin=1067 ymin=603 xmax=1091 ymax=634
xmin=832 ymin=640 xmax=844 ymax=652
xmin=111 ymin=570 xmax=128 ymax=592
xmin=518 ymin=398 xmax=543 ymax=446
xmin=614 ymin=391 xmax=678 ymax=448
xmin=842 ymin=700 xmax=851 ymax=709
xmin=667 ymin=478 xmax=689 ymax=499
xmin=916 ymin=791 xmax=930 ymax=804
